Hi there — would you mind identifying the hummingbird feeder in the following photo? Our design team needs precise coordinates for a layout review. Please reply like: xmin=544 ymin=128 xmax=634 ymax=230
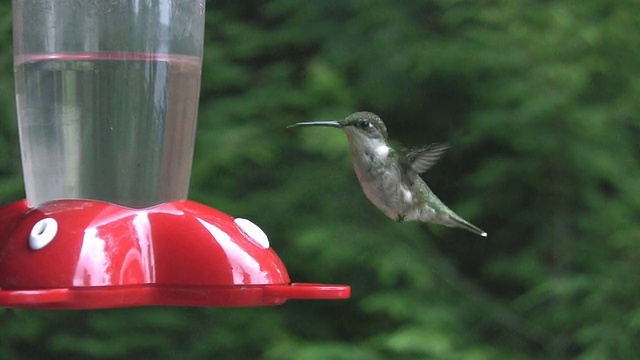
xmin=0 ymin=0 xmax=349 ymax=309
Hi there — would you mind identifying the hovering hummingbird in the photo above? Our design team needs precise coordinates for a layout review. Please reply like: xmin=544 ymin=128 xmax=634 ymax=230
xmin=288 ymin=111 xmax=487 ymax=237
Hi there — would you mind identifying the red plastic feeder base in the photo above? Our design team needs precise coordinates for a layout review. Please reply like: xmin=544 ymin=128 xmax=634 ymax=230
xmin=0 ymin=199 xmax=350 ymax=309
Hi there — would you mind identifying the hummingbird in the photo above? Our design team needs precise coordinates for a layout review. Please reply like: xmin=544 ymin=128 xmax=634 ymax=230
xmin=288 ymin=111 xmax=487 ymax=237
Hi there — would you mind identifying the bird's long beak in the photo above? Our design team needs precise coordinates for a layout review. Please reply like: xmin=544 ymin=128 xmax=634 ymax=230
xmin=287 ymin=121 xmax=343 ymax=129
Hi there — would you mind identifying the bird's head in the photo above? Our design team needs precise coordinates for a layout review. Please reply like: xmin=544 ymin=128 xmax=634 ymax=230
xmin=288 ymin=111 xmax=388 ymax=145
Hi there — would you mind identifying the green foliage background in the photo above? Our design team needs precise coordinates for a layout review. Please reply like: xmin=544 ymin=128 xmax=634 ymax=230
xmin=2 ymin=1 xmax=640 ymax=359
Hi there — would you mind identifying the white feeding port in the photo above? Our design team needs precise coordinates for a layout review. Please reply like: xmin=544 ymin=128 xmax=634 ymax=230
xmin=29 ymin=218 xmax=58 ymax=250
xmin=234 ymin=218 xmax=270 ymax=249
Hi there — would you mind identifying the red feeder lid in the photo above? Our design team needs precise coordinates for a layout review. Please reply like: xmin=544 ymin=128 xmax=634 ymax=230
xmin=0 ymin=199 xmax=350 ymax=309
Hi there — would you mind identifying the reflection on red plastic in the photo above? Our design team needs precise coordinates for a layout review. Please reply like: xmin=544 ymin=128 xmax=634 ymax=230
xmin=0 ymin=199 xmax=350 ymax=309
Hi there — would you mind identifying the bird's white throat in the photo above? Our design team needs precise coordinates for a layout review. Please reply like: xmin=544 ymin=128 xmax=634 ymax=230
xmin=358 ymin=142 xmax=390 ymax=164
xmin=374 ymin=144 xmax=390 ymax=158
xmin=347 ymin=134 xmax=391 ymax=166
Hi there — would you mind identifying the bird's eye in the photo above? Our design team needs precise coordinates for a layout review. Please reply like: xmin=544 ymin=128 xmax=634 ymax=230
xmin=356 ymin=121 xmax=372 ymax=130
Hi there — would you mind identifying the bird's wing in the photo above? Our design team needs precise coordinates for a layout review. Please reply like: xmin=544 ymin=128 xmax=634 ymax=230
xmin=401 ymin=143 xmax=450 ymax=185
